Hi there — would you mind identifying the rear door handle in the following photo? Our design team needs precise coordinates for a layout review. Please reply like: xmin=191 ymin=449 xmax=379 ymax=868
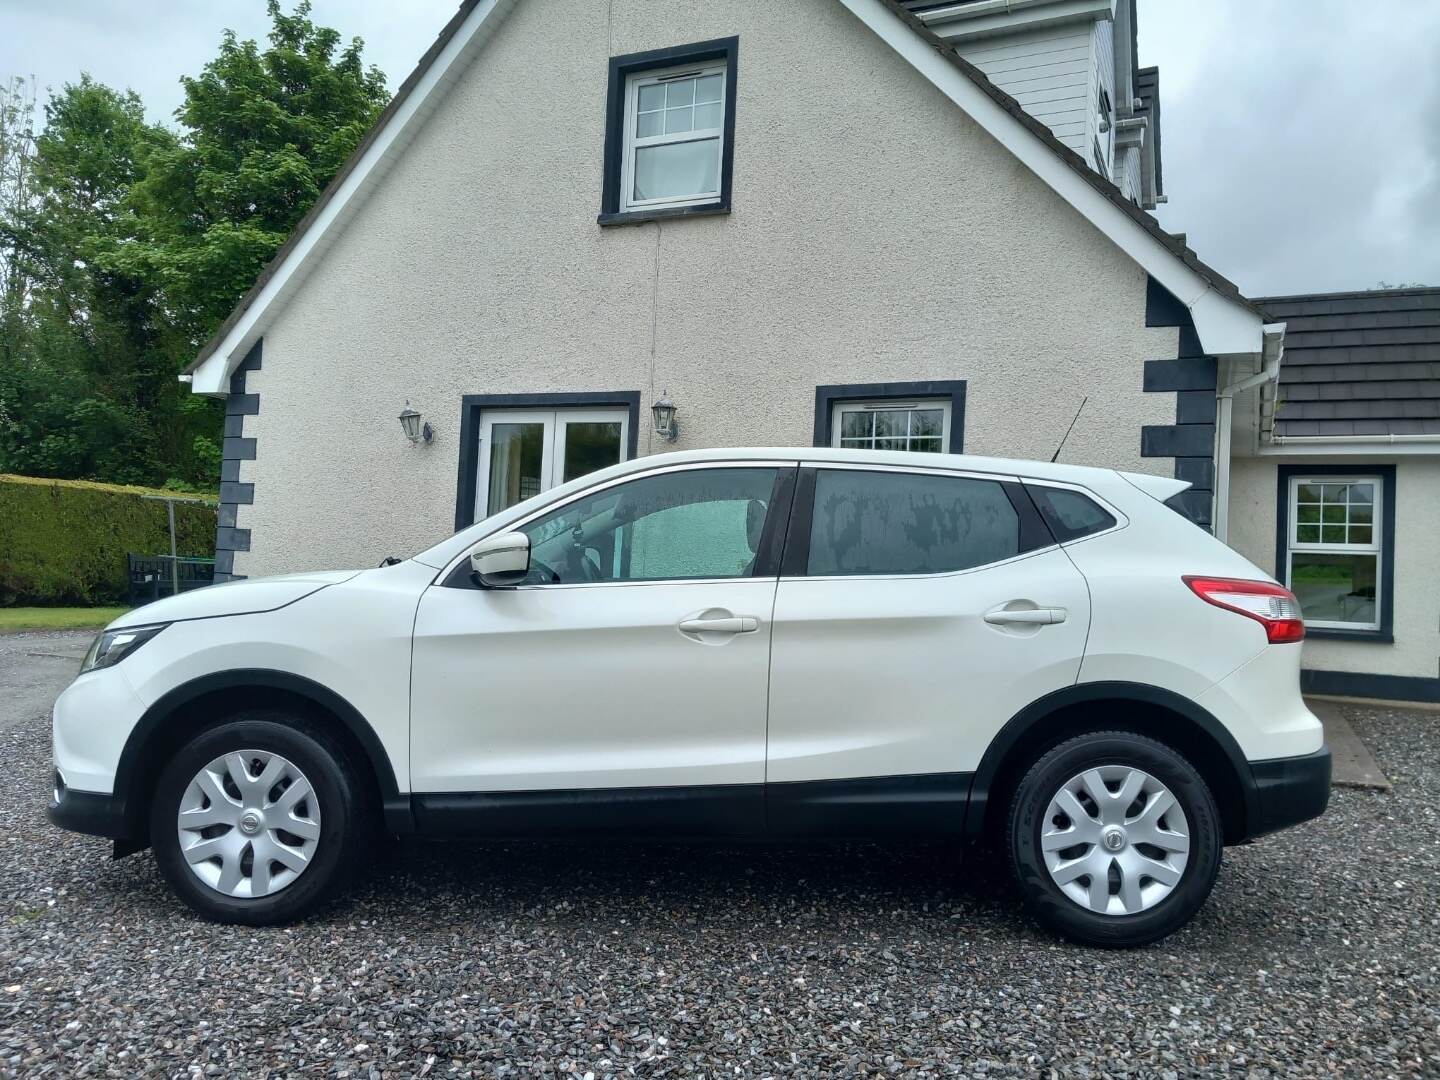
xmin=678 ymin=616 xmax=759 ymax=634
xmin=984 ymin=607 xmax=1067 ymax=626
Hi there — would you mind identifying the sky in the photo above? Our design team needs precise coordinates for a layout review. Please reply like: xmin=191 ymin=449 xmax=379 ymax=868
xmin=3 ymin=0 xmax=1438 ymax=298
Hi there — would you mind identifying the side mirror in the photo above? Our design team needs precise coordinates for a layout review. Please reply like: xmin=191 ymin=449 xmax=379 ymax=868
xmin=470 ymin=532 xmax=530 ymax=588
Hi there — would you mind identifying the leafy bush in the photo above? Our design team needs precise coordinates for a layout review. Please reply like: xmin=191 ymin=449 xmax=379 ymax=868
xmin=0 ymin=474 xmax=216 ymax=605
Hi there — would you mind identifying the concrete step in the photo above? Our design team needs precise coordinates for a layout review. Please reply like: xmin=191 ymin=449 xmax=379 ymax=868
xmin=1305 ymin=697 xmax=1392 ymax=791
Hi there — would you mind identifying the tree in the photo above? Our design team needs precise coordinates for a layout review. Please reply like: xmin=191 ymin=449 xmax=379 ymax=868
xmin=0 ymin=3 xmax=388 ymax=489
xmin=0 ymin=76 xmax=39 ymax=321
xmin=120 ymin=0 xmax=388 ymax=340
xmin=0 ymin=78 xmax=189 ymax=484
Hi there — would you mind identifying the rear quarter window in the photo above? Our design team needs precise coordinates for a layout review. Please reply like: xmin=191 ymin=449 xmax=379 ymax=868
xmin=1026 ymin=485 xmax=1116 ymax=542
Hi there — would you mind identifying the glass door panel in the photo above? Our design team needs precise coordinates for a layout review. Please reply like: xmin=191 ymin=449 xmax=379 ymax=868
xmin=486 ymin=422 xmax=547 ymax=515
xmin=556 ymin=412 xmax=626 ymax=484
xmin=475 ymin=406 xmax=630 ymax=522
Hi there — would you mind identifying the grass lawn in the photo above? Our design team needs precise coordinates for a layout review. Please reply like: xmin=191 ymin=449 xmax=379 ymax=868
xmin=0 ymin=607 xmax=128 ymax=633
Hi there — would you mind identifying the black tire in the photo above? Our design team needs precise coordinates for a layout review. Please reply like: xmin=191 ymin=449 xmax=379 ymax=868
xmin=1008 ymin=730 xmax=1222 ymax=948
xmin=150 ymin=712 xmax=373 ymax=925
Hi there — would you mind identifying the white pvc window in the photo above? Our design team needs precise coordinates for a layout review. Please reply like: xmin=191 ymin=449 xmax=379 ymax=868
xmin=620 ymin=62 xmax=726 ymax=212
xmin=1286 ymin=475 xmax=1382 ymax=631
xmin=477 ymin=408 xmax=629 ymax=520
xmin=832 ymin=399 xmax=951 ymax=454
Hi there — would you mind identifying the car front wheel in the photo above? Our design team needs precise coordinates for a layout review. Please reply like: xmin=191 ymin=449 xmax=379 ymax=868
xmin=150 ymin=713 xmax=372 ymax=924
xmin=1008 ymin=730 xmax=1222 ymax=947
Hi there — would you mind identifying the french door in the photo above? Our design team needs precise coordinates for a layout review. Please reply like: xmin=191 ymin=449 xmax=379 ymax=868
xmin=476 ymin=407 xmax=630 ymax=520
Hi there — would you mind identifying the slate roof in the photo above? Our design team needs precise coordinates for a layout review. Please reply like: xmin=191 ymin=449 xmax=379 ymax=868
xmin=1259 ymin=288 xmax=1440 ymax=437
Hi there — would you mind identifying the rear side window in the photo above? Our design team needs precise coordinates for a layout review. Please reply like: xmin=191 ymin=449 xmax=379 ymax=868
xmin=1027 ymin=485 xmax=1116 ymax=542
xmin=807 ymin=470 xmax=1021 ymax=576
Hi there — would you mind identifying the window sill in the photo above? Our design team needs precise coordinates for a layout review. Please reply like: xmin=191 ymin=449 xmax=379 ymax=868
xmin=597 ymin=203 xmax=729 ymax=227
xmin=1303 ymin=627 xmax=1393 ymax=644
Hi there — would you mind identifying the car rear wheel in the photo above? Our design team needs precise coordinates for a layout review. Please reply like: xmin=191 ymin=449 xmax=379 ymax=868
xmin=1008 ymin=730 xmax=1222 ymax=947
xmin=150 ymin=713 xmax=372 ymax=924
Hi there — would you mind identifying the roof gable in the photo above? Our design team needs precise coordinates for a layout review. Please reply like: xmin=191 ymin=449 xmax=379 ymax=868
xmin=186 ymin=0 xmax=1263 ymax=394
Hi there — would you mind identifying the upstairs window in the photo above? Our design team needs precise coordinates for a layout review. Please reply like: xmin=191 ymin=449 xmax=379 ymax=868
xmin=623 ymin=65 xmax=725 ymax=211
xmin=601 ymin=39 xmax=738 ymax=223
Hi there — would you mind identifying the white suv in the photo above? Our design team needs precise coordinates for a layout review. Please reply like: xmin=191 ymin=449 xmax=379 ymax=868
xmin=49 ymin=449 xmax=1329 ymax=946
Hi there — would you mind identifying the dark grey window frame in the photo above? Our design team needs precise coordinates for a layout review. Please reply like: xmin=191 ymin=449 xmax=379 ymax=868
xmin=453 ymin=391 xmax=641 ymax=531
xmin=1274 ymin=463 xmax=1396 ymax=643
xmin=812 ymin=381 xmax=967 ymax=454
xmin=598 ymin=37 xmax=739 ymax=227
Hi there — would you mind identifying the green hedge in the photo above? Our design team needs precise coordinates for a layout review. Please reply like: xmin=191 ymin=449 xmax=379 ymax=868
xmin=0 ymin=475 xmax=217 ymax=606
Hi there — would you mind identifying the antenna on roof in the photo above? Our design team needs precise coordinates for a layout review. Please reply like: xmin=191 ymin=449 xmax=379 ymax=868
xmin=1050 ymin=396 xmax=1087 ymax=463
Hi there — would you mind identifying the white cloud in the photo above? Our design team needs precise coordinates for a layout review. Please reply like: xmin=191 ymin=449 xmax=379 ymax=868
xmin=1141 ymin=0 xmax=1440 ymax=295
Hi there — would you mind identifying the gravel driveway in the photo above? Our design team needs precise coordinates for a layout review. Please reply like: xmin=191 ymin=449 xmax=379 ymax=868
xmin=0 ymin=701 xmax=1435 ymax=1077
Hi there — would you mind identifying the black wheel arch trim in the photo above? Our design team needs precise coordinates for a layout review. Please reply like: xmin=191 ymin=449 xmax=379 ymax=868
xmin=964 ymin=680 xmax=1259 ymax=842
xmin=115 ymin=669 xmax=413 ymax=838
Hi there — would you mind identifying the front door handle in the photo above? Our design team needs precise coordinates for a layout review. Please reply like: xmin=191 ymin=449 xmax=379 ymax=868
xmin=678 ymin=615 xmax=759 ymax=634
xmin=983 ymin=607 xmax=1067 ymax=626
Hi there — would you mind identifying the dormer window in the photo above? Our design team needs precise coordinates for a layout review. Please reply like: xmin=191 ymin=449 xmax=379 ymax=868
xmin=599 ymin=38 xmax=738 ymax=225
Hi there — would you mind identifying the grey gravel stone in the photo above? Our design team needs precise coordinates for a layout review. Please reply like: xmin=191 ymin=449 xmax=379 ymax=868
xmin=0 ymin=701 xmax=1436 ymax=1076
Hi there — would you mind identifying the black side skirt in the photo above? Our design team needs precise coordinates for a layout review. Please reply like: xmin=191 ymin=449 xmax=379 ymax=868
xmin=409 ymin=773 xmax=974 ymax=841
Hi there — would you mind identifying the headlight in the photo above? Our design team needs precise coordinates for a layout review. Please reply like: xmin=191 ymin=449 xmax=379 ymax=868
xmin=80 ymin=624 xmax=168 ymax=674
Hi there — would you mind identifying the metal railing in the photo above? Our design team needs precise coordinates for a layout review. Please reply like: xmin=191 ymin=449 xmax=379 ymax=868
xmin=126 ymin=555 xmax=215 ymax=606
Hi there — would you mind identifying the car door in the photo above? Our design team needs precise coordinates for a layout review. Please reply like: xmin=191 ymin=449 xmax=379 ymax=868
xmin=410 ymin=461 xmax=796 ymax=823
xmin=765 ymin=463 xmax=1092 ymax=799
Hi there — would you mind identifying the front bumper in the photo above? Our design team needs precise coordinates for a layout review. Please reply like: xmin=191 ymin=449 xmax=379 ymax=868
xmin=48 ymin=774 xmax=130 ymax=841
xmin=1242 ymin=746 xmax=1332 ymax=840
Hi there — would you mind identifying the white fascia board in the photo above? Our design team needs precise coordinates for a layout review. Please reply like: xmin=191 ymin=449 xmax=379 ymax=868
xmin=840 ymin=0 xmax=1263 ymax=357
xmin=190 ymin=0 xmax=514 ymax=395
xmin=920 ymin=0 xmax=1114 ymax=41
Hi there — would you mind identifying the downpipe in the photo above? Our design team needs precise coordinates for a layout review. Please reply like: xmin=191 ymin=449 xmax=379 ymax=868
xmin=1213 ymin=322 xmax=1286 ymax=543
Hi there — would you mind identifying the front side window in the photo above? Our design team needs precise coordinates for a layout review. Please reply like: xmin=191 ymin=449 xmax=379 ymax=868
xmin=519 ymin=467 xmax=778 ymax=585
xmin=832 ymin=400 xmax=950 ymax=454
xmin=806 ymin=469 xmax=1021 ymax=577
xmin=1286 ymin=475 xmax=1382 ymax=631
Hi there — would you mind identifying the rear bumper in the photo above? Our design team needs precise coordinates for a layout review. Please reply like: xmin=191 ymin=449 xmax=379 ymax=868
xmin=1240 ymin=746 xmax=1332 ymax=841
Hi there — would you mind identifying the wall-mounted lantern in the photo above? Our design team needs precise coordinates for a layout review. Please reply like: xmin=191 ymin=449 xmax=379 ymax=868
xmin=399 ymin=401 xmax=434 ymax=446
xmin=651 ymin=391 xmax=678 ymax=442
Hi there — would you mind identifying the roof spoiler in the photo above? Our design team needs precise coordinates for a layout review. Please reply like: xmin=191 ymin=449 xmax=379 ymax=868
xmin=1119 ymin=471 xmax=1191 ymax=503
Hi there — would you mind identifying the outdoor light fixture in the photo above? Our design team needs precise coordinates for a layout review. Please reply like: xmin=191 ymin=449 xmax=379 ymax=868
xmin=652 ymin=391 xmax=678 ymax=442
xmin=399 ymin=401 xmax=433 ymax=446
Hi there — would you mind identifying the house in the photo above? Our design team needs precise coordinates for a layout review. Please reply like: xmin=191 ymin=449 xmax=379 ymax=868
xmin=181 ymin=0 xmax=1436 ymax=704
xmin=1223 ymin=287 xmax=1440 ymax=703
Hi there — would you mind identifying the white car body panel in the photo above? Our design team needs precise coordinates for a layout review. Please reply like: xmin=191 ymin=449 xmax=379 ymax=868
xmin=110 ymin=570 xmax=359 ymax=627
xmin=411 ymin=578 xmax=778 ymax=791
xmin=54 ymin=562 xmax=432 ymax=793
xmin=767 ymin=545 xmax=1090 ymax=782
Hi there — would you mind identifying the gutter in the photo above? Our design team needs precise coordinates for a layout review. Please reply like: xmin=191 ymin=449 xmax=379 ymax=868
xmin=1213 ymin=321 xmax=1286 ymax=543
xmin=1272 ymin=433 xmax=1440 ymax=446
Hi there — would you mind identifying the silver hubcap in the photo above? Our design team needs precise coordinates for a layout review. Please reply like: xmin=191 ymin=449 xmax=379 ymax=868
xmin=176 ymin=750 xmax=321 ymax=899
xmin=1041 ymin=765 xmax=1190 ymax=916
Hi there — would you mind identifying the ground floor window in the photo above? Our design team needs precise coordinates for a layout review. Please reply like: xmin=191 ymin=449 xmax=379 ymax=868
xmin=455 ymin=393 xmax=640 ymax=528
xmin=480 ymin=408 xmax=630 ymax=517
xmin=813 ymin=381 xmax=967 ymax=454
xmin=832 ymin=399 xmax=949 ymax=453
xmin=1279 ymin=467 xmax=1394 ymax=636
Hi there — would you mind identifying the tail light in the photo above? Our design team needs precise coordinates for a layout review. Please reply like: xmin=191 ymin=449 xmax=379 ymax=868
xmin=1182 ymin=576 xmax=1305 ymax=644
